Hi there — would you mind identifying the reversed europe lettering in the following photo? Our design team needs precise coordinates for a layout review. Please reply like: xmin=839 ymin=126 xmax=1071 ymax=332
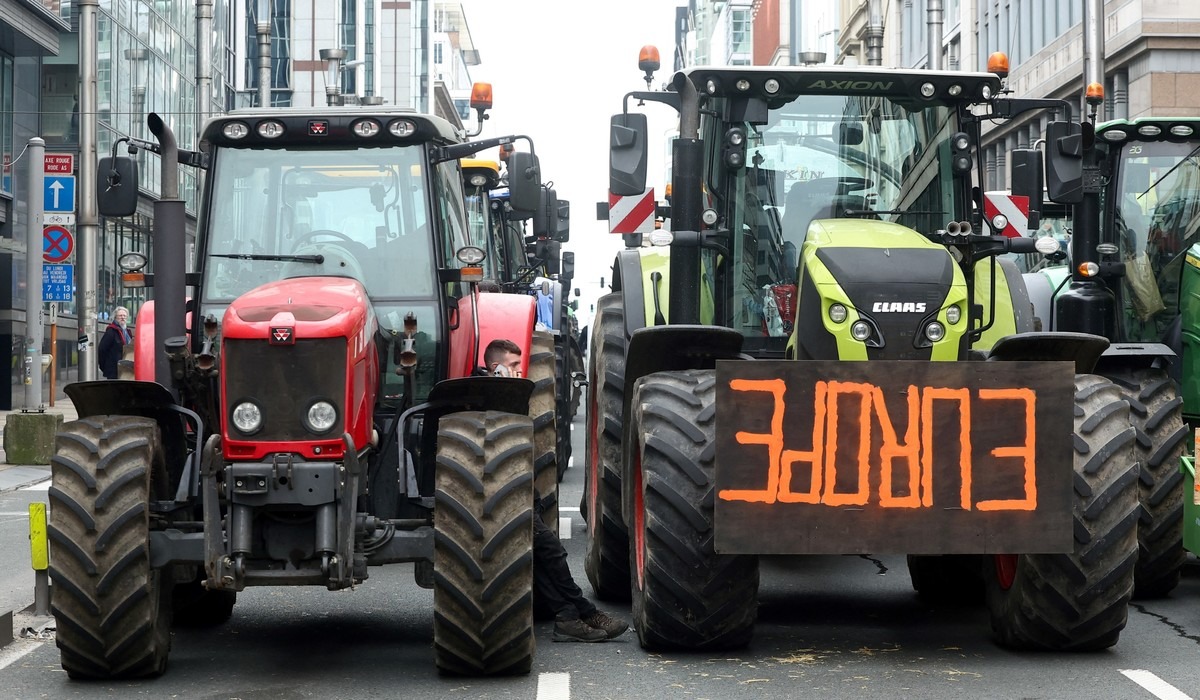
xmin=718 ymin=378 xmax=1037 ymax=511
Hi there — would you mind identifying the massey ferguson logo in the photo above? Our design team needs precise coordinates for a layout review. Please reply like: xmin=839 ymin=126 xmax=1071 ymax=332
xmin=807 ymin=79 xmax=894 ymax=91
xmin=872 ymin=302 xmax=927 ymax=313
xmin=269 ymin=326 xmax=295 ymax=344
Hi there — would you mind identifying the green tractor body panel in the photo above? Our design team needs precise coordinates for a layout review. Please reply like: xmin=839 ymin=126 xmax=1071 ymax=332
xmin=635 ymin=246 xmax=715 ymax=327
xmin=1181 ymin=244 xmax=1200 ymax=424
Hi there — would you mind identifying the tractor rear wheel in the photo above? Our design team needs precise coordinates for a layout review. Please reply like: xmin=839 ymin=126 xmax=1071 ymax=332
xmin=986 ymin=374 xmax=1138 ymax=651
xmin=1106 ymin=367 xmax=1187 ymax=598
xmin=530 ymin=330 xmax=559 ymax=535
xmin=583 ymin=293 xmax=632 ymax=601
xmin=48 ymin=416 xmax=173 ymax=679
xmin=433 ymin=411 xmax=535 ymax=676
xmin=630 ymin=370 xmax=759 ymax=650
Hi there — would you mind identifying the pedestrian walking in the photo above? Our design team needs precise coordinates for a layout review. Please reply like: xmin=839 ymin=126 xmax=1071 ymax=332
xmin=98 ymin=306 xmax=132 ymax=379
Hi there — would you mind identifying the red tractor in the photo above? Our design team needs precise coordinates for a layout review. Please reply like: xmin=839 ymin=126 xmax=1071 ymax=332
xmin=49 ymin=105 xmax=552 ymax=678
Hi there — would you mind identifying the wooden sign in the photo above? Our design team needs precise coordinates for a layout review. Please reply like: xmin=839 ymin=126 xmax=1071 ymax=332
xmin=714 ymin=360 xmax=1074 ymax=555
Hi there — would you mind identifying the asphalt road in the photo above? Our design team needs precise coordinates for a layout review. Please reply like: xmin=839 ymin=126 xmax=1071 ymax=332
xmin=2 ymin=406 xmax=1199 ymax=699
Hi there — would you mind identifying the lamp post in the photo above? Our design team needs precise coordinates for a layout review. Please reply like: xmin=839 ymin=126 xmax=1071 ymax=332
xmin=319 ymin=48 xmax=346 ymax=106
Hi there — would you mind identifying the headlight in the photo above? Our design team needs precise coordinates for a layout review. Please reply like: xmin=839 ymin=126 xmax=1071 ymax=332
xmin=828 ymin=303 xmax=848 ymax=323
xmin=946 ymin=305 xmax=962 ymax=325
xmin=352 ymin=119 xmax=381 ymax=137
xmin=304 ymin=401 xmax=338 ymax=434
xmin=388 ymin=119 xmax=416 ymax=137
xmin=231 ymin=401 xmax=263 ymax=434
xmin=256 ymin=120 xmax=285 ymax=139
xmin=222 ymin=122 xmax=250 ymax=140
xmin=851 ymin=320 xmax=872 ymax=341
xmin=925 ymin=321 xmax=946 ymax=342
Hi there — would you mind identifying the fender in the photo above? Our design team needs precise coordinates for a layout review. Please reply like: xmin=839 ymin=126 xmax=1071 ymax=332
xmin=475 ymin=290 xmax=537 ymax=376
xmin=615 ymin=248 xmax=649 ymax=338
xmin=618 ymin=324 xmax=748 ymax=529
xmin=132 ymin=299 xmax=194 ymax=382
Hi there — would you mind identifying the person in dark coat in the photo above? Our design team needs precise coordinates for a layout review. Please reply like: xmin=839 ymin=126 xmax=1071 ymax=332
xmin=97 ymin=306 xmax=131 ymax=379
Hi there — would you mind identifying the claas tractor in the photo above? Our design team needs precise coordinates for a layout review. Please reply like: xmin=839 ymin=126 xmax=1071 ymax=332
xmin=48 ymin=104 xmax=551 ymax=678
xmin=1017 ymin=114 xmax=1200 ymax=591
xmin=584 ymin=51 xmax=1144 ymax=652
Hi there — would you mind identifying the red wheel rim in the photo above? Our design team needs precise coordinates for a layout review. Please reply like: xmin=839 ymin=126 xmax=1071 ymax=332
xmin=633 ymin=449 xmax=646 ymax=591
xmin=994 ymin=554 xmax=1018 ymax=590
xmin=586 ymin=385 xmax=599 ymax=538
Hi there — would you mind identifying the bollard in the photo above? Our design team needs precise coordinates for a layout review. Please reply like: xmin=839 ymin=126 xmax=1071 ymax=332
xmin=29 ymin=503 xmax=49 ymax=616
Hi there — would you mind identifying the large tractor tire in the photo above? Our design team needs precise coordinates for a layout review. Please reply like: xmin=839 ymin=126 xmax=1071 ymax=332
xmin=553 ymin=332 xmax=572 ymax=481
xmin=433 ymin=411 xmax=536 ymax=676
xmin=629 ymin=370 xmax=759 ymax=650
xmin=48 ymin=416 xmax=173 ymax=679
xmin=986 ymin=374 xmax=1138 ymax=651
xmin=1106 ymin=367 xmax=1187 ymax=598
xmin=172 ymin=571 xmax=236 ymax=627
xmin=530 ymin=330 xmax=559 ymax=535
xmin=583 ymin=293 xmax=632 ymax=601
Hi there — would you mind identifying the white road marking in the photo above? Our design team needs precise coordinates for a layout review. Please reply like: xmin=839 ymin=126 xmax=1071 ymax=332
xmin=558 ymin=516 xmax=571 ymax=539
xmin=536 ymin=671 xmax=571 ymax=700
xmin=0 ymin=639 xmax=43 ymax=671
xmin=1121 ymin=670 xmax=1193 ymax=700
xmin=561 ymin=506 xmax=580 ymax=512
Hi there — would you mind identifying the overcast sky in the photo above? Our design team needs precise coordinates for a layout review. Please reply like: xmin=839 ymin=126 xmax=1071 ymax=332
xmin=456 ymin=0 xmax=684 ymax=326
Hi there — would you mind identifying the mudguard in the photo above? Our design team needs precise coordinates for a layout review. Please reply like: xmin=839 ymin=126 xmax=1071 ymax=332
xmin=474 ymin=290 xmax=537 ymax=376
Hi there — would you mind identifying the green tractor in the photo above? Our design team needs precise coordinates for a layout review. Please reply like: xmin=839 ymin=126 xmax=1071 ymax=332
xmin=584 ymin=55 xmax=1145 ymax=651
xmin=1020 ymin=116 xmax=1199 ymax=566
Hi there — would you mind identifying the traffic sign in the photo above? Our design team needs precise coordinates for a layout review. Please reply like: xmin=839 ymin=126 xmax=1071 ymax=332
xmin=42 ymin=264 xmax=73 ymax=302
xmin=43 ymin=213 xmax=75 ymax=226
xmin=43 ymin=225 xmax=74 ymax=263
xmin=44 ymin=153 xmax=74 ymax=174
xmin=43 ymin=175 xmax=75 ymax=213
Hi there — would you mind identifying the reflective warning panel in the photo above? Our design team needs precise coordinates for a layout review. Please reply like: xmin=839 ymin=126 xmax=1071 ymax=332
xmin=714 ymin=360 xmax=1074 ymax=555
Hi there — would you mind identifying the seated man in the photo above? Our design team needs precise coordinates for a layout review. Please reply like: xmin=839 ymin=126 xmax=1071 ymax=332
xmin=482 ymin=338 xmax=628 ymax=642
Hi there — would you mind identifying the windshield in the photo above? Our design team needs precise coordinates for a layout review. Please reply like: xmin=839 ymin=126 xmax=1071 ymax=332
xmin=1112 ymin=139 xmax=1200 ymax=341
xmin=201 ymin=145 xmax=438 ymax=302
xmin=720 ymin=93 xmax=959 ymax=349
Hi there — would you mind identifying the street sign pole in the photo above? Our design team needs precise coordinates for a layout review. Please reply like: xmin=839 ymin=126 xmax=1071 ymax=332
xmin=49 ymin=302 xmax=57 ymax=407
xmin=25 ymin=137 xmax=44 ymax=410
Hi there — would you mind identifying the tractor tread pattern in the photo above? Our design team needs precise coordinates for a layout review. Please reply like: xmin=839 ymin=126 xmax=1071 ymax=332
xmin=631 ymin=370 xmax=758 ymax=651
xmin=530 ymin=331 xmax=560 ymax=535
xmin=48 ymin=416 xmax=172 ymax=679
xmin=987 ymin=374 xmax=1138 ymax=651
xmin=584 ymin=294 xmax=632 ymax=601
xmin=434 ymin=411 xmax=535 ymax=676
xmin=1106 ymin=368 xmax=1187 ymax=598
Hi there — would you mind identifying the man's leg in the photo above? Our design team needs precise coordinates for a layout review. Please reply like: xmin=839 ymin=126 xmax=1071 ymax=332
xmin=533 ymin=513 xmax=605 ymax=642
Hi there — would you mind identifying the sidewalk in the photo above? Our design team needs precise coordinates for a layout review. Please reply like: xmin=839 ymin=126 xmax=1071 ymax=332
xmin=0 ymin=397 xmax=78 ymax=492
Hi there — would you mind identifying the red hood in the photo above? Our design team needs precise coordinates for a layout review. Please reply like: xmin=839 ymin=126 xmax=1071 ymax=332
xmin=222 ymin=277 xmax=372 ymax=340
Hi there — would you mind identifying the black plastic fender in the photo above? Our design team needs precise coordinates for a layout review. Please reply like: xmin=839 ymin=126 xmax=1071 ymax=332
xmin=619 ymin=324 xmax=748 ymax=528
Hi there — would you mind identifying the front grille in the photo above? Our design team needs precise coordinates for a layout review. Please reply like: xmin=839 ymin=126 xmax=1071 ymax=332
xmin=224 ymin=338 xmax=346 ymax=441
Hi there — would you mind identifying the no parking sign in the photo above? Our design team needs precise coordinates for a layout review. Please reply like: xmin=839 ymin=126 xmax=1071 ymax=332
xmin=43 ymin=225 xmax=74 ymax=263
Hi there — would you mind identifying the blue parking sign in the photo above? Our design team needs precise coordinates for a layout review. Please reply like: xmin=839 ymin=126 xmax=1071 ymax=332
xmin=43 ymin=264 xmax=73 ymax=301
xmin=44 ymin=175 xmax=76 ymax=213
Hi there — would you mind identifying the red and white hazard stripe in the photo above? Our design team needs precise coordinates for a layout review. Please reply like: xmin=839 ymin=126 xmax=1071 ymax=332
xmin=983 ymin=192 xmax=1030 ymax=238
xmin=608 ymin=188 xmax=655 ymax=234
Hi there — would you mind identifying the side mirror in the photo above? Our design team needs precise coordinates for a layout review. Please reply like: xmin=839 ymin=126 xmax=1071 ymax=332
xmin=97 ymin=156 xmax=139 ymax=217
xmin=506 ymin=151 xmax=541 ymax=213
xmin=561 ymin=251 xmax=575 ymax=284
xmin=1045 ymin=120 xmax=1083 ymax=204
xmin=538 ymin=240 xmax=562 ymax=276
xmin=555 ymin=199 xmax=570 ymax=242
xmin=609 ymin=112 xmax=648 ymax=196
xmin=1010 ymin=148 xmax=1044 ymax=231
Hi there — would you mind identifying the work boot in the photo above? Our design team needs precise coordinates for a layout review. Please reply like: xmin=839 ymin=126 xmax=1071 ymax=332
xmin=583 ymin=611 xmax=629 ymax=639
xmin=553 ymin=618 xmax=607 ymax=642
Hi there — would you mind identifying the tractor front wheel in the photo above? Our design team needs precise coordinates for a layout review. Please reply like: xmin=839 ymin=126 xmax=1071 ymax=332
xmin=986 ymin=374 xmax=1138 ymax=651
xmin=629 ymin=370 xmax=759 ymax=650
xmin=433 ymin=411 xmax=535 ymax=676
xmin=49 ymin=416 xmax=173 ymax=679
xmin=530 ymin=330 xmax=560 ymax=535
